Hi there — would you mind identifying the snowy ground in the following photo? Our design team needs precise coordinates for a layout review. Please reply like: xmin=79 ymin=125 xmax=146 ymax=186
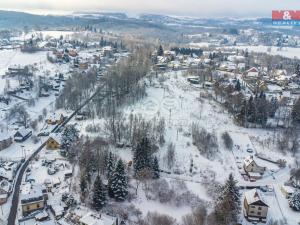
xmin=226 ymin=45 xmax=300 ymax=59
xmin=73 ymin=70 xmax=300 ymax=223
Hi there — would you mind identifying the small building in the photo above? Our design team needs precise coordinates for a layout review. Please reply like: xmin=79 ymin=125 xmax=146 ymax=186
xmin=245 ymin=67 xmax=259 ymax=77
xmin=244 ymin=156 xmax=265 ymax=179
xmin=20 ymin=183 xmax=47 ymax=216
xmin=46 ymin=134 xmax=62 ymax=150
xmin=14 ymin=128 xmax=32 ymax=142
xmin=280 ymin=185 xmax=294 ymax=199
xmin=243 ymin=188 xmax=268 ymax=222
xmin=0 ymin=132 xmax=12 ymax=151
xmin=79 ymin=212 xmax=117 ymax=225
xmin=50 ymin=204 xmax=65 ymax=219
xmin=0 ymin=179 xmax=10 ymax=205
xmin=46 ymin=113 xmax=64 ymax=125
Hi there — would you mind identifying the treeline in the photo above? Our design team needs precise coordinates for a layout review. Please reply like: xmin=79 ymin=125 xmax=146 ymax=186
xmin=213 ymin=79 xmax=300 ymax=128
xmin=56 ymin=68 xmax=98 ymax=110
xmin=170 ymin=47 xmax=203 ymax=56
xmin=94 ymin=48 xmax=151 ymax=117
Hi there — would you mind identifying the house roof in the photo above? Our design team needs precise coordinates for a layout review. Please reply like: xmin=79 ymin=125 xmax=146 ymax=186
xmin=247 ymin=67 xmax=259 ymax=73
xmin=20 ymin=183 xmax=45 ymax=204
xmin=244 ymin=156 xmax=256 ymax=167
xmin=244 ymin=188 xmax=268 ymax=207
xmin=48 ymin=133 xmax=62 ymax=144
xmin=15 ymin=128 xmax=31 ymax=137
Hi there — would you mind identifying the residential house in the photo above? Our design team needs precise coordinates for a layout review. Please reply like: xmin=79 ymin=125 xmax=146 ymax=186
xmin=79 ymin=212 xmax=117 ymax=225
xmin=14 ymin=128 xmax=32 ymax=142
xmin=0 ymin=132 xmax=12 ymax=150
xmin=244 ymin=156 xmax=265 ymax=180
xmin=20 ymin=183 xmax=47 ymax=216
xmin=46 ymin=133 xmax=62 ymax=150
xmin=46 ymin=113 xmax=64 ymax=125
xmin=243 ymin=188 xmax=268 ymax=222
xmin=0 ymin=179 xmax=10 ymax=205
xmin=245 ymin=67 xmax=259 ymax=77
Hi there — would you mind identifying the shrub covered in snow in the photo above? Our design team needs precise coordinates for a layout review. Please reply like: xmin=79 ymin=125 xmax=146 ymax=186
xmin=289 ymin=191 xmax=300 ymax=211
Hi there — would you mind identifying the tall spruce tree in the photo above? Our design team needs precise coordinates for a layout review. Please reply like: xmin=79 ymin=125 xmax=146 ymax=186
xmin=235 ymin=79 xmax=241 ymax=91
xmin=111 ymin=159 xmax=128 ymax=201
xmin=157 ymin=45 xmax=164 ymax=56
xmin=151 ymin=156 xmax=160 ymax=179
xmin=107 ymin=152 xmax=115 ymax=197
xmin=107 ymin=152 xmax=115 ymax=179
xmin=292 ymin=98 xmax=300 ymax=123
xmin=133 ymin=137 xmax=152 ymax=175
xmin=215 ymin=173 xmax=239 ymax=224
xmin=92 ymin=175 xmax=107 ymax=211
xmin=289 ymin=191 xmax=300 ymax=211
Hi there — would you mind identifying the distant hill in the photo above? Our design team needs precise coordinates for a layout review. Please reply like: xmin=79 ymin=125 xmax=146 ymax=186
xmin=0 ymin=10 xmax=88 ymax=29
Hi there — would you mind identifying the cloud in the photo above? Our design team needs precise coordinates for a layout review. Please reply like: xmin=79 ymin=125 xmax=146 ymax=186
xmin=0 ymin=0 xmax=300 ymax=17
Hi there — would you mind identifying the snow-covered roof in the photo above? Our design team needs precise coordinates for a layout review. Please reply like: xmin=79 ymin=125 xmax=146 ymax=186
xmin=48 ymin=133 xmax=62 ymax=144
xmin=247 ymin=67 xmax=259 ymax=73
xmin=51 ymin=204 xmax=64 ymax=216
xmin=79 ymin=212 xmax=116 ymax=225
xmin=15 ymin=128 xmax=31 ymax=137
xmin=20 ymin=183 xmax=45 ymax=204
xmin=244 ymin=188 xmax=268 ymax=207
xmin=244 ymin=156 xmax=256 ymax=167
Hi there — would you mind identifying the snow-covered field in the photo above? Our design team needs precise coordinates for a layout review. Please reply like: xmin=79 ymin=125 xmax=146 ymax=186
xmin=228 ymin=45 xmax=300 ymax=59
xmin=76 ymin=70 xmax=299 ymax=223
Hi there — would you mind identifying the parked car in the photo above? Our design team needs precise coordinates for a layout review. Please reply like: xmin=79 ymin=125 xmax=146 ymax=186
xmin=38 ymin=131 xmax=50 ymax=137
xmin=247 ymin=148 xmax=253 ymax=153
xmin=47 ymin=167 xmax=56 ymax=175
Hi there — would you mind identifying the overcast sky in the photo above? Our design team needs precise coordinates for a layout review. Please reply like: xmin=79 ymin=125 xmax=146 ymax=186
xmin=1 ymin=0 xmax=300 ymax=18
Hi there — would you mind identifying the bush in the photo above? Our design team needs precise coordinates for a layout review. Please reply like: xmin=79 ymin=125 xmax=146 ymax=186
xmin=222 ymin=132 xmax=233 ymax=150
xmin=191 ymin=123 xmax=218 ymax=159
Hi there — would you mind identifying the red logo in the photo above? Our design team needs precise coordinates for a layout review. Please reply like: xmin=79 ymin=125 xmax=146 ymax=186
xmin=272 ymin=10 xmax=300 ymax=20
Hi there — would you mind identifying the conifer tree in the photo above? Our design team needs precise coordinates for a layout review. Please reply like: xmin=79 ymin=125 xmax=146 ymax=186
xmin=292 ymin=98 xmax=300 ymax=123
xmin=92 ymin=175 xmax=107 ymax=211
xmin=107 ymin=152 xmax=115 ymax=179
xmin=157 ymin=45 xmax=164 ymax=56
xmin=133 ymin=138 xmax=151 ymax=175
xmin=289 ymin=191 xmax=300 ymax=211
xmin=215 ymin=173 xmax=239 ymax=224
xmin=107 ymin=152 xmax=115 ymax=197
xmin=111 ymin=159 xmax=128 ymax=201
xmin=151 ymin=156 xmax=160 ymax=179
xmin=235 ymin=80 xmax=241 ymax=91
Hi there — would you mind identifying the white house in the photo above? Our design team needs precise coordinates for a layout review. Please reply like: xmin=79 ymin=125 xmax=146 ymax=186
xmin=246 ymin=67 xmax=259 ymax=77
xmin=244 ymin=156 xmax=265 ymax=179
xmin=243 ymin=188 xmax=268 ymax=222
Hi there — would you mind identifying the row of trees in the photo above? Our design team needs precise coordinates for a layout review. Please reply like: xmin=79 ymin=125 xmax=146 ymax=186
xmin=92 ymin=157 xmax=128 ymax=211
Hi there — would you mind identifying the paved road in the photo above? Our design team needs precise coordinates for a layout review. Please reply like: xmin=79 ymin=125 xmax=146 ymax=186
xmin=7 ymin=142 xmax=46 ymax=225
xmin=7 ymin=84 xmax=106 ymax=225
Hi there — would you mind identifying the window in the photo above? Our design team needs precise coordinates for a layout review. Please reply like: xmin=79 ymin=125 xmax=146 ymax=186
xmin=37 ymin=203 xmax=40 ymax=208
xmin=258 ymin=207 xmax=261 ymax=210
xmin=27 ymin=206 xmax=30 ymax=211
xmin=258 ymin=212 xmax=261 ymax=215
xmin=250 ymin=211 xmax=254 ymax=214
xmin=250 ymin=205 xmax=255 ymax=208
